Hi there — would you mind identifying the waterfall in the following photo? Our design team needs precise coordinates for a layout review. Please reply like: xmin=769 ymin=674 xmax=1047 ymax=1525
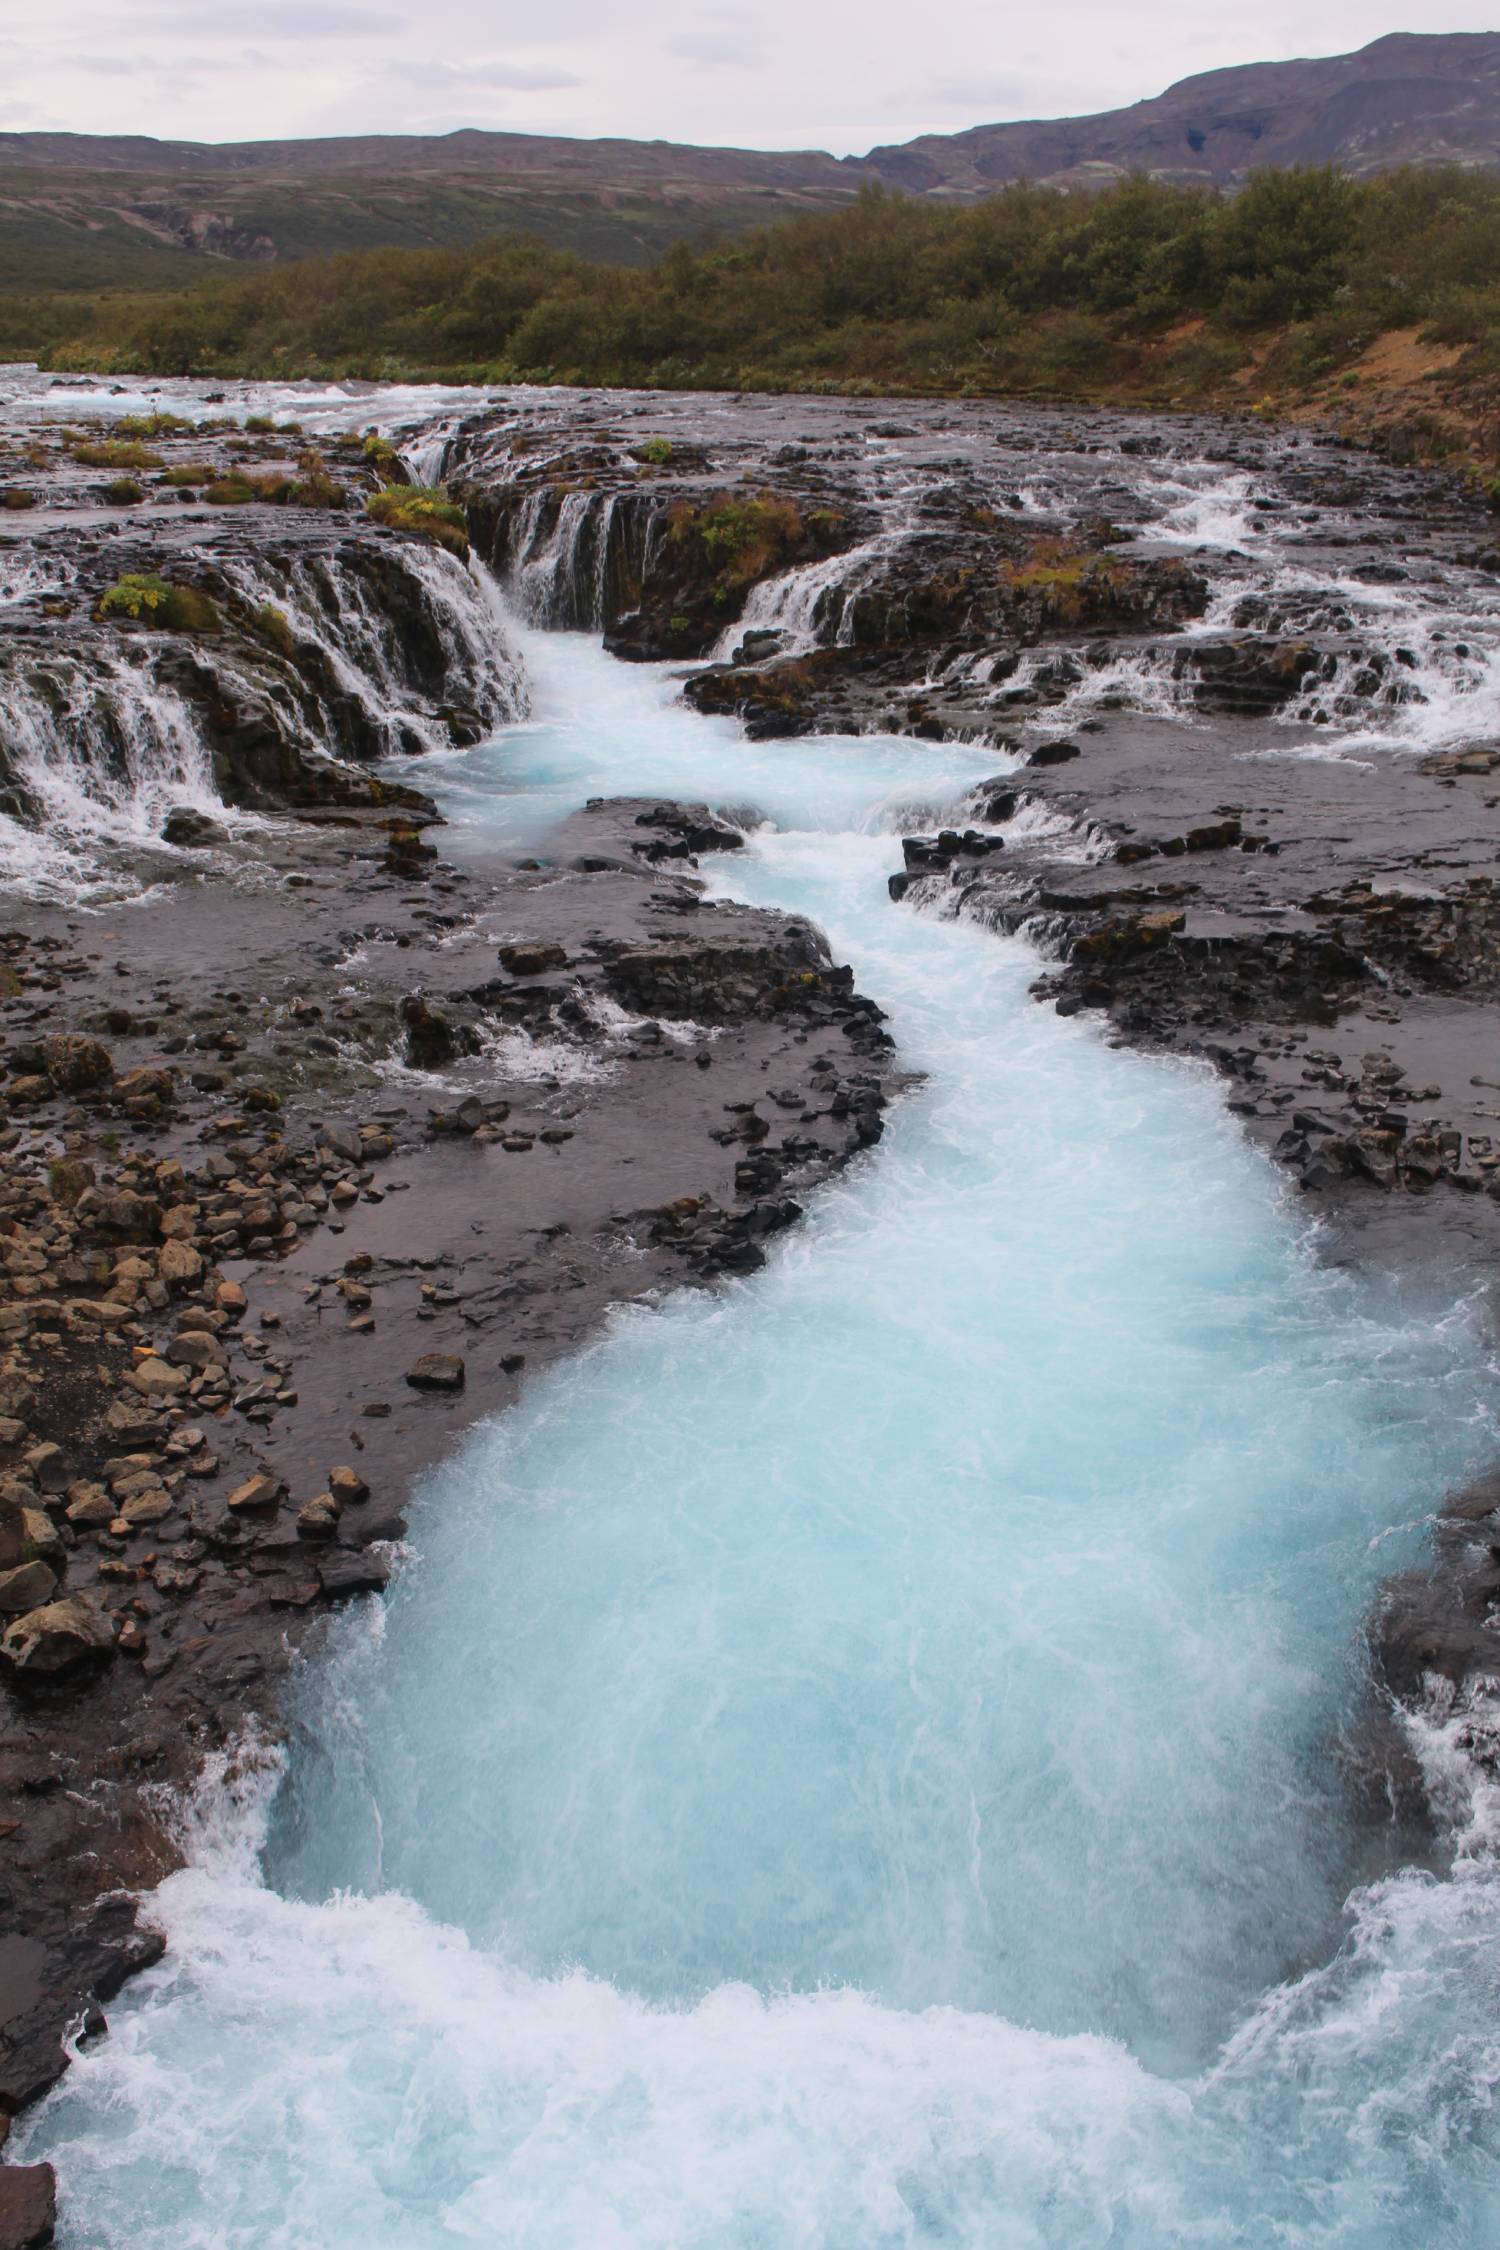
xmin=219 ymin=543 xmax=528 ymax=757
xmin=0 ymin=650 xmax=233 ymax=902
xmin=712 ymin=522 xmax=918 ymax=660
xmin=0 ymin=540 xmax=528 ymax=902
xmin=505 ymin=488 xmax=623 ymax=629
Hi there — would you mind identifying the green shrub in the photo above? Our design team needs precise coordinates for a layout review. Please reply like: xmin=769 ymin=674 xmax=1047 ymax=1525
xmin=671 ymin=492 xmax=805 ymax=585
xmin=0 ymin=487 xmax=35 ymax=510
xmin=637 ymin=437 xmax=673 ymax=465
xmin=96 ymin=572 xmax=220 ymax=632
xmin=162 ymin=462 xmax=211 ymax=486
xmin=102 ymin=477 xmax=145 ymax=504
xmin=243 ymin=413 xmax=275 ymax=432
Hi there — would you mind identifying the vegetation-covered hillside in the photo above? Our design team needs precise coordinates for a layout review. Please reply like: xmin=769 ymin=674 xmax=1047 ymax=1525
xmin=15 ymin=168 xmax=1500 ymax=469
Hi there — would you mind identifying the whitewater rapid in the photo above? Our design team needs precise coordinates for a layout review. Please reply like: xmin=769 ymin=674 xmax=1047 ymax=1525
xmin=18 ymin=612 xmax=1500 ymax=2248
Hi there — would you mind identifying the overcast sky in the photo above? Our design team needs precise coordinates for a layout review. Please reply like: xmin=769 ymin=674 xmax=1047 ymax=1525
xmin=3 ymin=3 xmax=1495 ymax=152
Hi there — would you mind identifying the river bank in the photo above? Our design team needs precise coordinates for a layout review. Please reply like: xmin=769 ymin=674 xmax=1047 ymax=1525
xmin=1 ymin=369 xmax=1499 ymax=2245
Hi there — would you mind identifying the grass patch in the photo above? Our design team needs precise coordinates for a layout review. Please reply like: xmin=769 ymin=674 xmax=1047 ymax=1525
xmin=71 ymin=439 xmax=163 ymax=470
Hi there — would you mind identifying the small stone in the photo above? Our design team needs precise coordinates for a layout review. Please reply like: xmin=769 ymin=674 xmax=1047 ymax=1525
xmin=23 ymin=1442 xmax=68 ymax=1494
xmin=499 ymin=941 xmax=567 ymax=976
xmin=226 ymin=1472 xmax=281 ymax=1512
xmin=405 ymin=1353 xmax=465 ymax=1392
xmin=328 ymin=1466 xmax=369 ymax=1505
xmin=66 ymin=1485 xmax=115 ymax=1527
xmin=217 ymin=1281 xmax=248 ymax=1316
xmin=296 ymin=1493 xmax=341 ymax=1540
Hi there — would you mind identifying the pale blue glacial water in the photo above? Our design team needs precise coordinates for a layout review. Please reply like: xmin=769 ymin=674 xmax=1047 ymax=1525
xmin=23 ymin=622 xmax=1500 ymax=2247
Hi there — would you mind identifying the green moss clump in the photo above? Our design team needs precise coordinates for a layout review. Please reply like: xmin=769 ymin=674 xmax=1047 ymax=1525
xmin=364 ymin=484 xmax=468 ymax=554
xmin=253 ymin=602 xmax=295 ymax=654
xmin=71 ymin=439 xmax=163 ymax=470
xmin=162 ymin=462 xmax=211 ymax=487
xmin=637 ymin=437 xmax=673 ymax=465
xmin=243 ymin=413 xmax=275 ymax=433
xmin=0 ymin=487 xmax=36 ymax=510
xmin=96 ymin=573 xmax=220 ymax=633
xmin=102 ymin=476 xmax=145 ymax=504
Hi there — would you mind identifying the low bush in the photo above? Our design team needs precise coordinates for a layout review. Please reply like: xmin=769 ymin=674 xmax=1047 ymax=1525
xmin=96 ymin=573 xmax=220 ymax=632
xmin=364 ymin=483 xmax=468 ymax=553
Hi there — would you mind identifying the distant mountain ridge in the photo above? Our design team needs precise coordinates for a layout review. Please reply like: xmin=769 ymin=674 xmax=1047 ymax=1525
xmin=865 ymin=31 xmax=1500 ymax=193
xmin=4 ymin=31 xmax=1499 ymax=294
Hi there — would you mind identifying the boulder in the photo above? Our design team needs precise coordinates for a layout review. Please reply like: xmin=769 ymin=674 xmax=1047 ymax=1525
xmin=162 ymin=806 xmax=228 ymax=847
xmin=317 ymin=1549 xmax=392 ymax=1599
xmin=23 ymin=1444 xmax=68 ymax=1495
xmin=165 ymin=1331 xmax=225 ymax=1371
xmin=0 ymin=2162 xmax=56 ymax=2249
xmin=499 ymin=942 xmax=567 ymax=977
xmin=39 ymin=1033 xmax=113 ymax=1092
xmin=1 ymin=1595 xmax=116 ymax=1673
xmin=405 ymin=1352 xmax=465 ymax=1392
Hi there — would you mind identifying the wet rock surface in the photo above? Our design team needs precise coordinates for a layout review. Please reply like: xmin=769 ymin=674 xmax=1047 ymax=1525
xmin=0 ymin=789 xmax=896 ymax=2132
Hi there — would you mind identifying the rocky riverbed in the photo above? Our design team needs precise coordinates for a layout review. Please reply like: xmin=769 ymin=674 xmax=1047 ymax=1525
xmin=2 ymin=370 xmax=1499 ymax=2243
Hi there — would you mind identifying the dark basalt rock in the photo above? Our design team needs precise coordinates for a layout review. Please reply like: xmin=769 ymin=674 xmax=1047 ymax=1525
xmin=0 ymin=2161 xmax=56 ymax=2248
